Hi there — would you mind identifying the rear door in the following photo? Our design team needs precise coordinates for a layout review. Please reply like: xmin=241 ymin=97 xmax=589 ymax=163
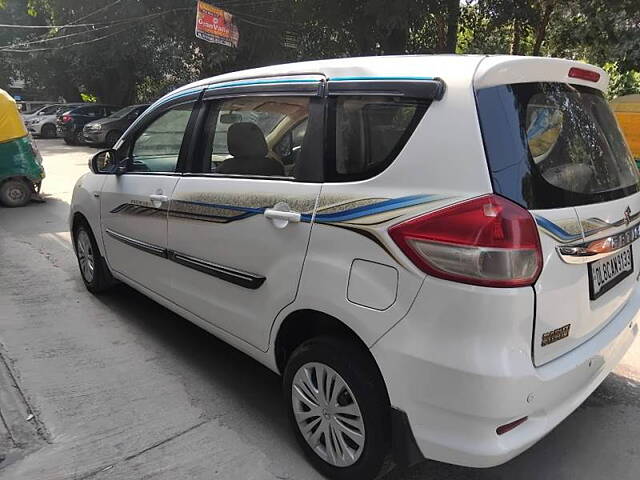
xmin=477 ymin=81 xmax=640 ymax=366
xmin=166 ymin=77 xmax=325 ymax=351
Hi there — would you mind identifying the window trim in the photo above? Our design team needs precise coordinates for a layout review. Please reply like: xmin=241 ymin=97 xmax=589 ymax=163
xmin=186 ymin=90 xmax=325 ymax=182
xmin=118 ymin=91 xmax=202 ymax=176
xmin=326 ymin=77 xmax=446 ymax=100
xmin=324 ymin=95 xmax=430 ymax=183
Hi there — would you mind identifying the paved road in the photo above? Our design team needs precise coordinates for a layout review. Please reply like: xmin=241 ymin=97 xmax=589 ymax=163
xmin=0 ymin=138 xmax=639 ymax=480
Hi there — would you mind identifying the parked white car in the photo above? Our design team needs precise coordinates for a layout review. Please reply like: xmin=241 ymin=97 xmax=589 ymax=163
xmin=69 ymin=55 xmax=640 ymax=479
xmin=24 ymin=103 xmax=83 ymax=138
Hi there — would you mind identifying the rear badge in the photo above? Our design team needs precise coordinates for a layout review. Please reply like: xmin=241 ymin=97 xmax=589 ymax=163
xmin=541 ymin=324 xmax=571 ymax=347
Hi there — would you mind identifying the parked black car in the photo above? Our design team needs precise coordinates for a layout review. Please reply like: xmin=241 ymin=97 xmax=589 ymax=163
xmin=56 ymin=104 xmax=120 ymax=145
xmin=83 ymin=104 xmax=150 ymax=147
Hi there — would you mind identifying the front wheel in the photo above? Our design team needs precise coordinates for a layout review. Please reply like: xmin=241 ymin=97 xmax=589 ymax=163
xmin=41 ymin=124 xmax=56 ymax=139
xmin=75 ymin=130 xmax=86 ymax=145
xmin=74 ymin=222 xmax=115 ymax=293
xmin=0 ymin=179 xmax=32 ymax=207
xmin=283 ymin=337 xmax=390 ymax=480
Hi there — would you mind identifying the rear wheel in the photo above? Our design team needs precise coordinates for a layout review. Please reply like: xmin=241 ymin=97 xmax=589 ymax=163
xmin=0 ymin=179 xmax=31 ymax=207
xmin=64 ymin=136 xmax=76 ymax=145
xmin=41 ymin=124 xmax=56 ymax=139
xmin=283 ymin=336 xmax=390 ymax=480
xmin=74 ymin=222 xmax=115 ymax=293
xmin=105 ymin=130 xmax=121 ymax=147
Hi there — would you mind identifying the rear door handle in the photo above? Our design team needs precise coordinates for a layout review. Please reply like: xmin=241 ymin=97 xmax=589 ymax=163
xmin=264 ymin=202 xmax=301 ymax=228
xmin=149 ymin=194 xmax=168 ymax=207
xmin=264 ymin=209 xmax=301 ymax=223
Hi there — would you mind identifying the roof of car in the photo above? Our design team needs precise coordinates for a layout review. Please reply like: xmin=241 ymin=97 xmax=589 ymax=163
xmin=165 ymin=54 xmax=608 ymax=103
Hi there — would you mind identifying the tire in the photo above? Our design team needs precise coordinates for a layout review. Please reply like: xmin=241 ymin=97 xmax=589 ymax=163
xmin=0 ymin=179 xmax=32 ymax=207
xmin=105 ymin=130 xmax=121 ymax=147
xmin=74 ymin=221 xmax=115 ymax=294
xmin=41 ymin=124 xmax=56 ymax=139
xmin=283 ymin=336 xmax=390 ymax=480
xmin=64 ymin=136 xmax=76 ymax=145
xmin=75 ymin=130 xmax=86 ymax=145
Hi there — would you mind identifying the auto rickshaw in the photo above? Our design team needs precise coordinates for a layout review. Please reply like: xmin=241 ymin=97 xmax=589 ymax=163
xmin=610 ymin=94 xmax=640 ymax=167
xmin=0 ymin=88 xmax=45 ymax=207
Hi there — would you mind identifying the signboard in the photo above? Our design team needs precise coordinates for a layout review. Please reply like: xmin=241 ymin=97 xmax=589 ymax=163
xmin=195 ymin=1 xmax=239 ymax=47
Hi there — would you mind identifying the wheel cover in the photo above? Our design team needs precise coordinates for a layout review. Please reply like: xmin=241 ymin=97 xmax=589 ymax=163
xmin=6 ymin=185 xmax=27 ymax=202
xmin=76 ymin=230 xmax=95 ymax=283
xmin=292 ymin=362 xmax=366 ymax=467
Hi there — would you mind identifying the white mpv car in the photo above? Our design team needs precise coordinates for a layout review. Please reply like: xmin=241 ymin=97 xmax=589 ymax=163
xmin=70 ymin=55 xmax=640 ymax=479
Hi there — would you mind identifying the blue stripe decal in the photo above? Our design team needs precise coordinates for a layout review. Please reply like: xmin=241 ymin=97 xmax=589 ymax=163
xmin=173 ymin=194 xmax=441 ymax=224
xmin=314 ymin=195 xmax=439 ymax=223
xmin=330 ymin=76 xmax=435 ymax=81
xmin=206 ymin=78 xmax=320 ymax=91
xmin=153 ymin=88 xmax=203 ymax=109
xmin=534 ymin=215 xmax=582 ymax=242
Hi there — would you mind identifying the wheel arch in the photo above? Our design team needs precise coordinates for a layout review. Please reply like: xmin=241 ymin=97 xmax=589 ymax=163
xmin=71 ymin=211 xmax=104 ymax=258
xmin=0 ymin=175 xmax=34 ymax=188
xmin=274 ymin=309 xmax=382 ymax=379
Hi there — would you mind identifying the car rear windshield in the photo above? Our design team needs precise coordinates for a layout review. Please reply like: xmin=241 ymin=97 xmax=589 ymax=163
xmin=476 ymin=82 xmax=640 ymax=209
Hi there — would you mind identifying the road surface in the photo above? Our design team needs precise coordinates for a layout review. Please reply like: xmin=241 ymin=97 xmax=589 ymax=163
xmin=0 ymin=139 xmax=639 ymax=479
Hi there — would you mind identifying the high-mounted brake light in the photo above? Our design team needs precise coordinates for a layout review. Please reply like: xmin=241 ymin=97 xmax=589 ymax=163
xmin=568 ymin=67 xmax=601 ymax=83
xmin=388 ymin=195 xmax=543 ymax=288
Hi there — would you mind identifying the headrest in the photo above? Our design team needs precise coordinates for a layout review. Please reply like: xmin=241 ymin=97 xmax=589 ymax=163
xmin=227 ymin=122 xmax=268 ymax=158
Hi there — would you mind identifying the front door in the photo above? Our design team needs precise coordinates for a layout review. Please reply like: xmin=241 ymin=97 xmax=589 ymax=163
xmin=167 ymin=86 xmax=324 ymax=350
xmin=100 ymin=101 xmax=196 ymax=297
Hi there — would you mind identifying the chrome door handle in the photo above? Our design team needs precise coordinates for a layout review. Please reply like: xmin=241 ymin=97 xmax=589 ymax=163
xmin=264 ymin=202 xmax=301 ymax=228
xmin=149 ymin=194 xmax=168 ymax=203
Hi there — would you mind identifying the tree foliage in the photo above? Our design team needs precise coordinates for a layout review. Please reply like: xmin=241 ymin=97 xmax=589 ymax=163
xmin=1 ymin=0 xmax=639 ymax=103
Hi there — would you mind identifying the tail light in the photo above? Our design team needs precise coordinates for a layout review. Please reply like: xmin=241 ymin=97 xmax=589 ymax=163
xmin=61 ymin=115 xmax=72 ymax=123
xmin=568 ymin=67 xmax=601 ymax=83
xmin=388 ymin=195 xmax=542 ymax=287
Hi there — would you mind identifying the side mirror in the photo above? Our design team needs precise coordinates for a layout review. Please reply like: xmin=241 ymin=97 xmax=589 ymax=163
xmin=89 ymin=149 xmax=124 ymax=174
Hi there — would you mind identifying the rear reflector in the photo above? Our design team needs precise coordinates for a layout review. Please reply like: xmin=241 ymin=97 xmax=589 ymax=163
xmin=496 ymin=416 xmax=528 ymax=435
xmin=568 ymin=67 xmax=601 ymax=83
xmin=388 ymin=195 xmax=542 ymax=288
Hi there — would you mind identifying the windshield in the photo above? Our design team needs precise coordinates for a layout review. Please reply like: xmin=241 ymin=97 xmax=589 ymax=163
xmin=476 ymin=82 xmax=640 ymax=209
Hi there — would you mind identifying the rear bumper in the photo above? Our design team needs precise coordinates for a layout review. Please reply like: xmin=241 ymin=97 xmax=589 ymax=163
xmin=372 ymin=277 xmax=639 ymax=468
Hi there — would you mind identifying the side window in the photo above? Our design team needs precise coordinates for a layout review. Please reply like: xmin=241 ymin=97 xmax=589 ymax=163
xmin=130 ymin=103 xmax=193 ymax=173
xmin=43 ymin=105 xmax=59 ymax=115
xmin=202 ymin=96 xmax=310 ymax=178
xmin=82 ymin=106 xmax=103 ymax=117
xmin=330 ymin=96 xmax=428 ymax=181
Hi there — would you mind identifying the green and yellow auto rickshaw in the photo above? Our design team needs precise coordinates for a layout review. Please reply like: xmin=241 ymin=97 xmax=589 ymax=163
xmin=0 ymin=88 xmax=45 ymax=207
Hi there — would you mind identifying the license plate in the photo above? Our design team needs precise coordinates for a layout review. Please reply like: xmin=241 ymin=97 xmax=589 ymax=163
xmin=588 ymin=246 xmax=634 ymax=300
